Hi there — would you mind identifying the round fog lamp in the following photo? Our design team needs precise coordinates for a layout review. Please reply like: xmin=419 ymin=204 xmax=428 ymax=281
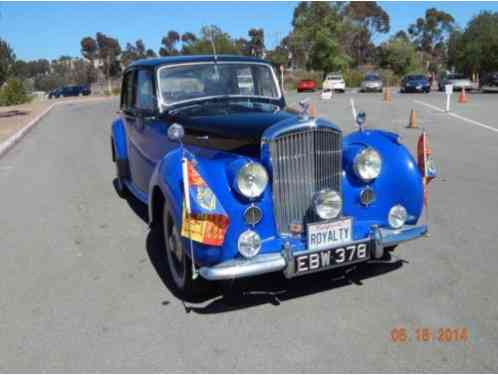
xmin=360 ymin=187 xmax=375 ymax=206
xmin=238 ymin=230 xmax=261 ymax=258
xmin=314 ymin=189 xmax=342 ymax=219
xmin=244 ymin=205 xmax=262 ymax=226
xmin=388 ymin=205 xmax=407 ymax=229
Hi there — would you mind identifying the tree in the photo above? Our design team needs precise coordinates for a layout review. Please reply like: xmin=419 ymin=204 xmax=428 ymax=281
xmin=121 ymin=39 xmax=153 ymax=66
xmin=290 ymin=2 xmax=350 ymax=74
xmin=448 ymin=11 xmax=498 ymax=75
xmin=380 ymin=35 xmax=419 ymax=76
xmin=0 ymin=39 xmax=15 ymax=86
xmin=180 ymin=26 xmax=240 ymax=55
xmin=408 ymin=8 xmax=455 ymax=71
xmin=247 ymin=28 xmax=265 ymax=57
xmin=80 ymin=37 xmax=98 ymax=62
xmin=344 ymin=2 xmax=390 ymax=65
xmin=12 ymin=60 xmax=30 ymax=79
xmin=159 ymin=30 xmax=180 ymax=56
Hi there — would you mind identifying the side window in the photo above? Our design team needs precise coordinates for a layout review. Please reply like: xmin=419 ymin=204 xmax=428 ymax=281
xmin=121 ymin=71 xmax=134 ymax=110
xmin=135 ymin=70 xmax=155 ymax=111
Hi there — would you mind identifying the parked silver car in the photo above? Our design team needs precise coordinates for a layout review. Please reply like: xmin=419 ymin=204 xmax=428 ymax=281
xmin=360 ymin=74 xmax=383 ymax=93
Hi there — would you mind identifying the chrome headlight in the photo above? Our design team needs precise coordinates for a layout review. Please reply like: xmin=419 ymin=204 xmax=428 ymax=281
xmin=238 ymin=230 xmax=261 ymax=258
xmin=388 ymin=205 xmax=407 ymax=229
xmin=235 ymin=162 xmax=268 ymax=199
xmin=313 ymin=189 xmax=342 ymax=219
xmin=354 ymin=148 xmax=382 ymax=182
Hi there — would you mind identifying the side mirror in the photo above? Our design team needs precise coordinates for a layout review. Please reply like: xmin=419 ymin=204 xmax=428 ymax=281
xmin=167 ymin=123 xmax=185 ymax=142
xmin=356 ymin=111 xmax=366 ymax=131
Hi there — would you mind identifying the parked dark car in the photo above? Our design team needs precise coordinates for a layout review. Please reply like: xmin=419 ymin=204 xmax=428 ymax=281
xmin=297 ymin=79 xmax=317 ymax=92
xmin=48 ymin=88 xmax=62 ymax=99
xmin=400 ymin=75 xmax=431 ymax=93
xmin=110 ymin=55 xmax=429 ymax=298
xmin=49 ymin=85 xmax=91 ymax=99
xmin=480 ymin=72 xmax=498 ymax=92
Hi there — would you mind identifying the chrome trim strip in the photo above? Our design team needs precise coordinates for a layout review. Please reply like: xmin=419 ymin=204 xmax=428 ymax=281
xmin=198 ymin=224 xmax=428 ymax=280
xmin=199 ymin=253 xmax=286 ymax=280
xmin=380 ymin=224 xmax=428 ymax=247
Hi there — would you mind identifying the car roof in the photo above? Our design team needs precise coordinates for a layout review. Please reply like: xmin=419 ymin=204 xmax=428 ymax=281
xmin=127 ymin=55 xmax=271 ymax=70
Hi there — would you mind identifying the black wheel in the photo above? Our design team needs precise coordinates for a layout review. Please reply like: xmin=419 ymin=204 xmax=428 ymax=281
xmin=162 ymin=204 xmax=208 ymax=298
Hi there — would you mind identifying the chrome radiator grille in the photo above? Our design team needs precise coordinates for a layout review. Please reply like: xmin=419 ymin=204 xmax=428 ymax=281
xmin=269 ymin=127 xmax=342 ymax=234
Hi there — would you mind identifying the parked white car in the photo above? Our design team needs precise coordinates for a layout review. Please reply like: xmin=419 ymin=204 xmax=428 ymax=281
xmin=438 ymin=73 xmax=474 ymax=91
xmin=323 ymin=73 xmax=346 ymax=93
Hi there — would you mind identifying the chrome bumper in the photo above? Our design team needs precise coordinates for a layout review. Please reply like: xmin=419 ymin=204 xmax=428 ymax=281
xmin=199 ymin=224 xmax=427 ymax=281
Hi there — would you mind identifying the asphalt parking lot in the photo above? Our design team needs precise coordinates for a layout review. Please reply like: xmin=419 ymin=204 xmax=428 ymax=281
xmin=0 ymin=89 xmax=497 ymax=371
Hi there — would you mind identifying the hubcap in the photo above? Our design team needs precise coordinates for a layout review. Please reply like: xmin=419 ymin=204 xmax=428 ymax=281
xmin=164 ymin=209 xmax=186 ymax=288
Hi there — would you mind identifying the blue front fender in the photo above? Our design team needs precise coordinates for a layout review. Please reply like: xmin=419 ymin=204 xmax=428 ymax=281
xmin=342 ymin=129 xmax=424 ymax=230
xmin=111 ymin=118 xmax=128 ymax=160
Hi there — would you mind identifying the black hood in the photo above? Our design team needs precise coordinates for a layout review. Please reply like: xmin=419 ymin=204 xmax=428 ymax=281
xmin=173 ymin=104 xmax=297 ymax=157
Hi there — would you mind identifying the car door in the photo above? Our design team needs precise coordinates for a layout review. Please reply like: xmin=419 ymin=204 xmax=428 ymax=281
xmin=125 ymin=68 xmax=162 ymax=194
xmin=121 ymin=69 xmax=146 ymax=194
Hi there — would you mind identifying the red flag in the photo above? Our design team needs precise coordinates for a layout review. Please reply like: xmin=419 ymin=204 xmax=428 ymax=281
xmin=181 ymin=159 xmax=229 ymax=246
xmin=417 ymin=132 xmax=436 ymax=206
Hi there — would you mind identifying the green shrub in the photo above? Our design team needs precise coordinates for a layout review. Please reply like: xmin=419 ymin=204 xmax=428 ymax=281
xmin=379 ymin=69 xmax=400 ymax=86
xmin=343 ymin=69 xmax=363 ymax=87
xmin=0 ymin=78 xmax=30 ymax=106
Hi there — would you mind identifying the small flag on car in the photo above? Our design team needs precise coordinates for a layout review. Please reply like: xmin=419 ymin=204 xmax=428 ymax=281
xmin=181 ymin=158 xmax=229 ymax=246
xmin=417 ymin=131 xmax=437 ymax=206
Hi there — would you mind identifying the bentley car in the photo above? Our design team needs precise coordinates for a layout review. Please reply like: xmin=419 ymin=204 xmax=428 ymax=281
xmin=111 ymin=55 xmax=427 ymax=297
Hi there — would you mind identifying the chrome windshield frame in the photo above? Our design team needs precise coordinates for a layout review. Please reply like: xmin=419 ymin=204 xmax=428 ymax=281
xmin=155 ymin=61 xmax=282 ymax=112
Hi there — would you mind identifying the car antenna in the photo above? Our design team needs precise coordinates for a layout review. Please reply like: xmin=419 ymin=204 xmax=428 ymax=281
xmin=209 ymin=26 xmax=218 ymax=62
xmin=209 ymin=26 xmax=220 ymax=81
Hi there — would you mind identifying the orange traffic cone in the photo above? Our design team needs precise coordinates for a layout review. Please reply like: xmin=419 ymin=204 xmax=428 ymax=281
xmin=309 ymin=103 xmax=317 ymax=117
xmin=458 ymin=87 xmax=467 ymax=103
xmin=383 ymin=87 xmax=391 ymax=103
xmin=407 ymin=109 xmax=417 ymax=129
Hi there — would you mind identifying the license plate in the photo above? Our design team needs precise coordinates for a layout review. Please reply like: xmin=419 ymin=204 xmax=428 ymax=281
xmin=307 ymin=218 xmax=352 ymax=251
xmin=416 ymin=85 xmax=422 ymax=89
xmin=294 ymin=242 xmax=370 ymax=275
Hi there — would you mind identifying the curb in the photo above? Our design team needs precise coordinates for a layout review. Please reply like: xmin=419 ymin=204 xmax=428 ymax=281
xmin=0 ymin=97 xmax=113 ymax=159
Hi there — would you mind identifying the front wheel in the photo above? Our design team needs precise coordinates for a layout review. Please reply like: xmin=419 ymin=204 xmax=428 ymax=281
xmin=162 ymin=204 xmax=208 ymax=298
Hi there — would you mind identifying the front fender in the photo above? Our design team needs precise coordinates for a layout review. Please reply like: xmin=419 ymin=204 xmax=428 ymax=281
xmin=111 ymin=118 xmax=128 ymax=160
xmin=148 ymin=146 xmax=279 ymax=266
xmin=342 ymin=129 xmax=424 ymax=229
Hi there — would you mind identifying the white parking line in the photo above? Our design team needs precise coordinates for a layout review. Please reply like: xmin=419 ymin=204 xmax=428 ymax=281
xmin=414 ymin=99 xmax=498 ymax=134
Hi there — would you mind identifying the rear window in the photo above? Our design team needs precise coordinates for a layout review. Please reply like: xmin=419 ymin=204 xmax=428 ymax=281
xmin=327 ymin=75 xmax=342 ymax=80
xmin=365 ymin=75 xmax=380 ymax=81
xmin=448 ymin=74 xmax=467 ymax=80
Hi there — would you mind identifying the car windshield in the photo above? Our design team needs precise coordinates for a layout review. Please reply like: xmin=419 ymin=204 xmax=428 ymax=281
xmin=365 ymin=75 xmax=380 ymax=81
xmin=157 ymin=62 xmax=279 ymax=107
xmin=327 ymin=75 xmax=342 ymax=80
xmin=448 ymin=74 xmax=467 ymax=80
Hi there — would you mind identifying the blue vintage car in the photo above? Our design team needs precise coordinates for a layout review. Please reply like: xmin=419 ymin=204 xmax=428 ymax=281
xmin=111 ymin=55 xmax=427 ymax=297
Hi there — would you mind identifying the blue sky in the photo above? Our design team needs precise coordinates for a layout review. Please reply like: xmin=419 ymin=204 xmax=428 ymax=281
xmin=2 ymin=1 xmax=498 ymax=61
